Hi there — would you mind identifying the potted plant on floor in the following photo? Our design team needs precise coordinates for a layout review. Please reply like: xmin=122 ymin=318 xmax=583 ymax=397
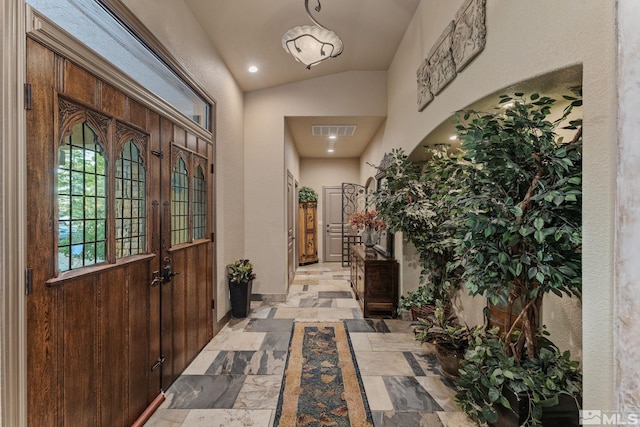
xmin=450 ymin=91 xmax=583 ymax=426
xmin=412 ymin=300 xmax=482 ymax=379
xmin=457 ymin=327 xmax=582 ymax=427
xmin=398 ymin=284 xmax=445 ymax=320
xmin=227 ymin=259 xmax=256 ymax=318
xmin=372 ymin=146 xmax=465 ymax=319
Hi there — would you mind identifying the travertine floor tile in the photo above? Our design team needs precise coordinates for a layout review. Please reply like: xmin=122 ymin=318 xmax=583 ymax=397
xmin=144 ymin=263 xmax=468 ymax=427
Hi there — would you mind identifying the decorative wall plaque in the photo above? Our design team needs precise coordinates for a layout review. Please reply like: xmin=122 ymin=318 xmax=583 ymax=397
xmin=428 ymin=21 xmax=456 ymax=95
xmin=416 ymin=0 xmax=486 ymax=111
xmin=417 ymin=58 xmax=433 ymax=111
xmin=452 ymin=0 xmax=487 ymax=72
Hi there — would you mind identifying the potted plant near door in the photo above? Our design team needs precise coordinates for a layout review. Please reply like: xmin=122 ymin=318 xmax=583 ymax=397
xmin=227 ymin=259 xmax=256 ymax=318
xmin=298 ymin=186 xmax=318 ymax=203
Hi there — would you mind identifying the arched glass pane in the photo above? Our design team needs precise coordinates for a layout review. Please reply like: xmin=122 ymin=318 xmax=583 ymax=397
xmin=171 ymin=157 xmax=189 ymax=245
xmin=57 ymin=121 xmax=107 ymax=272
xmin=116 ymin=140 xmax=146 ymax=258
xmin=193 ymin=165 xmax=206 ymax=240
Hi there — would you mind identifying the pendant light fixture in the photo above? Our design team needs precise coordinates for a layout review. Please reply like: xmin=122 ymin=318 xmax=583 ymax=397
xmin=282 ymin=0 xmax=344 ymax=69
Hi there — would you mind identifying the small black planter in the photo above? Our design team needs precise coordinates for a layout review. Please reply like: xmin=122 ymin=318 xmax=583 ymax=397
xmin=490 ymin=386 xmax=581 ymax=427
xmin=229 ymin=279 xmax=253 ymax=318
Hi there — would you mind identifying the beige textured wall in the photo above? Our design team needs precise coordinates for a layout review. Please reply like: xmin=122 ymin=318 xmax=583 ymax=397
xmin=300 ymin=158 xmax=360 ymax=262
xmin=284 ymin=123 xmax=300 ymax=186
xmin=244 ymin=71 xmax=387 ymax=296
xmin=361 ymin=0 xmax=617 ymax=410
xmin=121 ymin=0 xmax=246 ymax=321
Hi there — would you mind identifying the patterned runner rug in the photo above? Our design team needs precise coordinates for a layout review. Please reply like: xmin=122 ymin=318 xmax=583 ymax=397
xmin=273 ymin=321 xmax=374 ymax=427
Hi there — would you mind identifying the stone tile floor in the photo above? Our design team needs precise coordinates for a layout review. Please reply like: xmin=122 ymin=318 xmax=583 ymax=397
xmin=144 ymin=263 xmax=476 ymax=427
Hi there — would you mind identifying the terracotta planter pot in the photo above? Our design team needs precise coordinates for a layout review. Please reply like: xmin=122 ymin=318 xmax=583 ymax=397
xmin=435 ymin=343 xmax=465 ymax=380
xmin=410 ymin=303 xmax=454 ymax=321
xmin=410 ymin=304 xmax=436 ymax=321
xmin=485 ymin=302 xmax=522 ymax=335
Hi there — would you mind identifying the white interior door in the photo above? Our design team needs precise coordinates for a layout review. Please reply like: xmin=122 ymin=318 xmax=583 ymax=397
xmin=323 ymin=186 xmax=344 ymax=262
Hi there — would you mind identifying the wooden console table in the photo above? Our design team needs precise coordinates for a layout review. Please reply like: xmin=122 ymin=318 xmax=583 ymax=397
xmin=350 ymin=245 xmax=398 ymax=318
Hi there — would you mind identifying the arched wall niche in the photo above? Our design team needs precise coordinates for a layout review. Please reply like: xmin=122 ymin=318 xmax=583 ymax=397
xmin=410 ymin=64 xmax=583 ymax=161
xmin=400 ymin=64 xmax=585 ymax=360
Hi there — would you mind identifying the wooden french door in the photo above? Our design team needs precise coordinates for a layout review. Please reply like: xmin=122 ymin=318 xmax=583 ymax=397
xmin=25 ymin=38 xmax=214 ymax=426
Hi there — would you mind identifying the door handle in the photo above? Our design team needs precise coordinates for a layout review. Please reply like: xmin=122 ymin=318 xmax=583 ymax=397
xmin=162 ymin=256 xmax=180 ymax=284
xmin=151 ymin=270 xmax=162 ymax=287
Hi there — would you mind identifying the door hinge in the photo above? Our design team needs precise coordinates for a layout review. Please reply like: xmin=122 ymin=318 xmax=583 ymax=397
xmin=210 ymin=163 xmax=215 ymax=174
xmin=25 ymin=268 xmax=33 ymax=295
xmin=151 ymin=150 xmax=164 ymax=158
xmin=211 ymin=299 xmax=215 ymax=310
xmin=210 ymin=232 xmax=215 ymax=242
xmin=24 ymin=83 xmax=32 ymax=110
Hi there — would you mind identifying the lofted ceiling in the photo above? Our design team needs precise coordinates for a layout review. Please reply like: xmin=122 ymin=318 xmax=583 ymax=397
xmin=181 ymin=2 xmax=581 ymax=161
xmin=183 ymin=0 xmax=420 ymax=158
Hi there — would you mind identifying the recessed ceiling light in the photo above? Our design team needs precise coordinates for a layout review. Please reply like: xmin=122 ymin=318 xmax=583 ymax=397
xmin=329 ymin=135 xmax=337 ymax=140
xmin=449 ymin=135 xmax=457 ymax=141
xmin=248 ymin=66 xmax=258 ymax=73
xmin=327 ymin=148 xmax=334 ymax=153
xmin=502 ymin=102 xmax=514 ymax=109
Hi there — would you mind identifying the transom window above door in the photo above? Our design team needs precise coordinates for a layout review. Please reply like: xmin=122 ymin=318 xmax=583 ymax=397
xmin=26 ymin=0 xmax=212 ymax=131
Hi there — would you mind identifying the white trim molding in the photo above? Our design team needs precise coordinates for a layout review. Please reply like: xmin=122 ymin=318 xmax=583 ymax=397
xmin=1 ymin=0 xmax=27 ymax=425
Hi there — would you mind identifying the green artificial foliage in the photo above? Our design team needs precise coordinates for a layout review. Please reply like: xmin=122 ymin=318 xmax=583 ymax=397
xmin=372 ymin=145 xmax=465 ymax=309
xmin=298 ymin=186 xmax=318 ymax=203
xmin=456 ymin=327 xmax=582 ymax=427
xmin=451 ymin=91 xmax=583 ymax=361
xmin=226 ymin=259 xmax=256 ymax=284
xmin=374 ymin=91 xmax=583 ymax=424
xmin=412 ymin=300 xmax=482 ymax=352
xmin=397 ymin=285 xmax=438 ymax=313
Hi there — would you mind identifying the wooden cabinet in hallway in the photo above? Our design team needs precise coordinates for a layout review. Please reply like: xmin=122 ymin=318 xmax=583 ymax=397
xmin=298 ymin=201 xmax=318 ymax=265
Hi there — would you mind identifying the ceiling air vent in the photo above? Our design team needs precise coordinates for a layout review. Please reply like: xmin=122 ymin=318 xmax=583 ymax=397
xmin=312 ymin=125 xmax=357 ymax=137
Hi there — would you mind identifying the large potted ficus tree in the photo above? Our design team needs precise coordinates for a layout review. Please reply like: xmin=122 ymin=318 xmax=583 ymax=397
xmin=451 ymin=91 xmax=583 ymax=426
xmin=372 ymin=146 xmax=465 ymax=319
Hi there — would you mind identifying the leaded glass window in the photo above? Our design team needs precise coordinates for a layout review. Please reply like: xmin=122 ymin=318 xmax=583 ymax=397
xmin=57 ymin=121 xmax=107 ymax=272
xmin=171 ymin=157 xmax=189 ymax=245
xmin=193 ymin=165 xmax=206 ymax=240
xmin=116 ymin=141 xmax=146 ymax=257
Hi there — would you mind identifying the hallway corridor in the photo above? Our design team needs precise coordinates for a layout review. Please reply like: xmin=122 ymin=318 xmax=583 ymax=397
xmin=144 ymin=263 xmax=475 ymax=426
